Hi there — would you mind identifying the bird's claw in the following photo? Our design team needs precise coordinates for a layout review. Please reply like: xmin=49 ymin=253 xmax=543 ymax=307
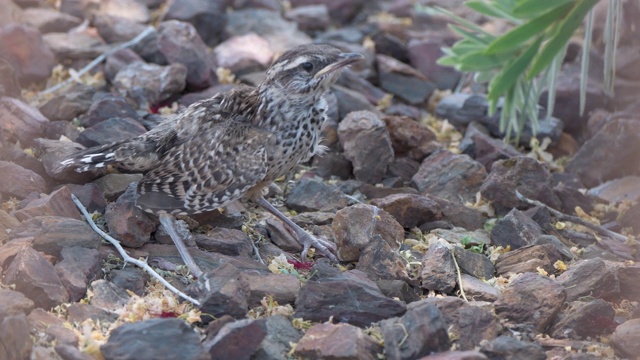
xmin=297 ymin=231 xmax=339 ymax=263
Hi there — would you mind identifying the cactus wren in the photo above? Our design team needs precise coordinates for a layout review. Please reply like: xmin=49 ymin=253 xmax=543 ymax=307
xmin=61 ymin=44 xmax=364 ymax=277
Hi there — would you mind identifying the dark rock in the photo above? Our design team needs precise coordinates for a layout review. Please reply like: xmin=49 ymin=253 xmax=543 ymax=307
xmin=431 ymin=228 xmax=491 ymax=247
xmin=55 ymin=344 xmax=94 ymax=360
xmin=495 ymin=244 xmax=563 ymax=276
xmin=0 ymin=314 xmax=32 ymax=360
xmin=377 ymin=54 xmax=435 ymax=105
xmin=312 ymin=151 xmax=353 ymax=179
xmin=566 ymin=117 xmax=640 ymax=187
xmin=104 ymin=182 xmax=156 ymax=248
xmin=156 ymin=20 xmax=215 ymax=90
xmin=4 ymin=246 xmax=69 ymax=309
xmin=480 ymin=336 xmax=546 ymax=360
xmin=193 ymin=228 xmax=252 ymax=257
xmin=0 ymin=289 xmax=34 ymax=321
xmin=617 ymin=263 xmax=640 ymax=301
xmin=381 ymin=303 xmax=450 ymax=359
xmin=494 ymin=273 xmax=566 ymax=332
xmin=294 ymin=322 xmax=381 ymax=360
xmin=42 ymin=31 xmax=106 ymax=61
xmin=285 ymin=5 xmax=330 ymax=33
xmin=289 ymin=0 xmax=365 ymax=24
xmin=104 ymin=48 xmax=145 ymax=82
xmin=459 ymin=274 xmax=501 ymax=302
xmin=64 ymin=183 xmax=108 ymax=213
xmin=263 ymin=217 xmax=303 ymax=252
xmin=12 ymin=216 xmax=100 ymax=257
xmin=611 ymin=318 xmax=640 ymax=359
xmin=384 ymin=115 xmax=439 ymax=162
xmin=213 ymin=33 xmax=273 ymax=74
xmin=77 ymin=116 xmax=147 ymax=147
xmin=79 ymin=95 xmax=140 ymax=128
xmin=164 ymin=0 xmax=227 ymax=47
xmin=408 ymin=37 xmax=461 ymax=90
xmin=89 ymin=279 xmax=130 ymax=312
xmin=0 ymin=160 xmax=47 ymax=199
xmin=332 ymin=84 xmax=378 ymax=119
xmin=554 ymin=182 xmax=595 ymax=215
xmin=452 ymin=246 xmax=494 ymax=280
xmin=338 ymin=110 xmax=394 ymax=184
xmin=332 ymin=204 xmax=404 ymax=262
xmin=420 ymin=239 xmax=456 ymax=293
xmin=460 ymin=121 xmax=521 ymax=170
xmin=20 ymin=7 xmax=82 ymax=33
xmin=107 ymin=267 xmax=149 ymax=297
xmin=55 ymin=247 xmax=101 ymax=302
xmin=490 ymin=209 xmax=543 ymax=250
xmin=295 ymin=270 xmax=406 ymax=327
xmin=532 ymin=234 xmax=573 ymax=260
xmin=226 ymin=9 xmax=311 ymax=53
xmin=240 ymin=272 xmax=300 ymax=307
xmin=481 ymin=156 xmax=561 ymax=215
xmin=43 ymin=120 xmax=81 ymax=140
xmin=556 ymin=258 xmax=619 ymax=302
xmin=549 ymin=299 xmax=616 ymax=339
xmin=429 ymin=196 xmax=485 ymax=230
xmin=619 ymin=202 xmax=640 ymax=233
xmin=412 ymin=150 xmax=486 ymax=204
xmin=0 ymin=97 xmax=48 ymax=147
xmin=101 ymin=318 xmax=205 ymax=360
xmin=386 ymin=156 xmax=421 ymax=182
xmin=186 ymin=263 xmax=250 ymax=319
xmin=59 ymin=0 xmax=100 ymax=19
xmin=0 ymin=58 xmax=21 ymax=98
xmin=92 ymin=173 xmax=143 ymax=201
xmin=94 ymin=14 xmax=148 ymax=44
xmin=372 ymin=31 xmax=409 ymax=63
xmin=113 ymin=62 xmax=187 ymax=108
xmin=0 ymin=24 xmax=56 ymax=84
xmin=376 ymin=279 xmax=421 ymax=304
xmin=285 ymin=179 xmax=348 ymax=212
xmin=419 ymin=351 xmax=489 ymax=360
xmin=356 ymin=234 xmax=408 ymax=281
xmin=66 ymin=303 xmax=118 ymax=324
xmin=14 ymin=186 xmax=82 ymax=222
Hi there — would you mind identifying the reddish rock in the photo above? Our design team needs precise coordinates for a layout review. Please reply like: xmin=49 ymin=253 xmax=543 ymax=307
xmin=0 ymin=160 xmax=47 ymax=200
xmin=186 ymin=263 xmax=250 ymax=320
xmin=77 ymin=117 xmax=147 ymax=148
xmin=557 ymin=258 xmax=619 ymax=302
xmin=452 ymin=246 xmax=494 ymax=280
xmin=240 ymin=272 xmax=300 ymax=307
xmin=377 ymin=54 xmax=435 ymax=105
xmin=0 ymin=289 xmax=35 ymax=320
xmin=495 ymin=244 xmax=562 ymax=276
xmin=460 ymin=121 xmax=521 ymax=170
xmin=14 ymin=187 xmax=82 ymax=222
xmin=479 ymin=336 xmax=546 ymax=360
xmin=549 ymin=299 xmax=616 ymax=339
xmin=0 ymin=97 xmax=48 ymax=147
xmin=285 ymin=5 xmax=330 ymax=32
xmin=0 ymin=314 xmax=32 ymax=360
xmin=294 ymin=323 xmax=382 ymax=360
xmin=10 ymin=216 xmax=101 ymax=257
xmin=285 ymin=179 xmax=349 ymax=212
xmin=370 ymin=193 xmax=441 ymax=229
xmin=89 ymin=280 xmax=130 ymax=312
xmin=0 ymin=24 xmax=56 ymax=84
xmin=289 ymin=0 xmax=365 ymax=23
xmin=37 ymin=139 xmax=106 ymax=183
xmin=356 ymin=235 xmax=408 ymax=281
xmin=20 ymin=8 xmax=82 ymax=34
xmin=163 ymin=0 xmax=227 ymax=46
xmin=113 ymin=62 xmax=187 ymax=107
xmin=408 ymin=36 xmax=461 ymax=90
xmin=104 ymin=183 xmax=156 ymax=248
xmin=420 ymin=239 xmax=456 ymax=293
xmin=459 ymin=274 xmax=501 ymax=302
xmin=55 ymin=247 xmax=102 ymax=302
xmin=418 ymin=351 xmax=488 ymax=360
xmin=42 ymin=31 xmax=105 ymax=61
xmin=384 ymin=115 xmax=440 ymax=161
xmin=611 ymin=318 xmax=640 ymax=358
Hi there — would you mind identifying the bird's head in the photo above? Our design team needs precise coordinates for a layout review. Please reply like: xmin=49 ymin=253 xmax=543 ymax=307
xmin=263 ymin=44 xmax=364 ymax=96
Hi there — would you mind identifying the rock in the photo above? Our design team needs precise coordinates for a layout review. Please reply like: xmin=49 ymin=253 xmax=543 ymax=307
xmin=99 ymin=0 xmax=150 ymax=23
xmin=14 ymin=186 xmax=82 ymax=222
xmin=332 ymin=204 xmax=404 ymax=262
xmin=611 ymin=318 xmax=640 ymax=358
xmin=290 ymin=0 xmax=365 ymax=24
xmin=4 ymin=246 xmax=69 ymax=309
xmin=459 ymin=121 xmax=521 ymax=170
xmin=101 ymin=318 xmax=205 ymax=360
xmin=376 ymin=279 xmax=421 ymax=304
xmin=89 ymin=280 xmax=130 ymax=312
xmin=213 ymin=33 xmax=273 ymax=74
xmin=37 ymin=139 xmax=106 ymax=183
xmin=64 ymin=183 xmax=108 ymax=213
xmin=0 ymin=210 xmax=20 ymax=243
xmin=192 ymin=228 xmax=252 ymax=257
xmin=285 ymin=5 xmax=330 ymax=33
xmin=408 ymin=37 xmax=461 ymax=90
xmin=377 ymin=54 xmax=436 ymax=105
xmin=294 ymin=322 xmax=382 ymax=360
xmin=356 ymin=234 xmax=408 ymax=281
xmin=489 ymin=209 xmax=543 ymax=250
xmin=0 ymin=314 xmax=32 ymax=360
xmin=412 ymin=150 xmax=486 ymax=204
xmin=240 ymin=272 xmax=300 ymax=307
xmin=566 ymin=117 xmax=640 ymax=187
xmin=42 ymin=31 xmax=106 ymax=61
xmin=164 ymin=0 xmax=227 ymax=46
xmin=459 ymin=274 xmax=501 ymax=302
xmin=431 ymin=228 xmax=491 ymax=247
xmin=55 ymin=247 xmax=101 ymax=301
xmin=0 ymin=24 xmax=56 ymax=84
xmin=480 ymin=336 xmax=546 ymax=360
xmin=428 ymin=196 xmax=485 ymax=231
xmin=549 ymin=299 xmax=616 ymax=339
xmin=39 ymin=83 xmax=95 ymax=122
xmin=77 ymin=117 xmax=147 ymax=147
xmin=452 ymin=246 xmax=494 ymax=280
xmin=79 ymin=94 xmax=141 ymax=128
xmin=157 ymin=20 xmax=215 ymax=90
xmin=92 ymin=173 xmax=143 ymax=201
xmin=285 ymin=179 xmax=349 ymax=212
xmin=332 ymin=85 xmax=378 ymax=120
xmin=107 ymin=267 xmax=150 ymax=297
xmin=0 ymin=97 xmax=48 ymax=147
xmin=66 ymin=303 xmax=118 ymax=324
xmin=588 ymin=176 xmax=640 ymax=204
xmin=104 ymin=182 xmax=156 ymax=248
xmin=617 ymin=263 xmax=640 ymax=301
xmin=381 ymin=303 xmax=450 ymax=359
xmin=295 ymin=270 xmax=406 ymax=327
xmin=383 ymin=115 xmax=440 ymax=162
xmin=420 ymin=239 xmax=456 ymax=293
xmin=372 ymin=30 xmax=409 ymax=63
xmin=618 ymin=202 xmax=640 ymax=233
xmin=0 ymin=160 xmax=47 ymax=199
xmin=186 ymin=263 xmax=250 ymax=319
xmin=55 ymin=344 xmax=94 ymax=360
xmin=0 ymin=289 xmax=35 ymax=320
xmin=338 ymin=110 xmax=394 ymax=184
xmin=94 ymin=14 xmax=148 ymax=44
xmin=113 ymin=62 xmax=187 ymax=108
xmin=386 ymin=157 xmax=421 ymax=182
xmin=556 ymin=258 xmax=619 ymax=302
xmin=480 ymin=156 xmax=561 ymax=215
xmin=20 ymin=8 xmax=82 ymax=33
xmin=495 ymin=244 xmax=562 ymax=276
xmin=104 ymin=48 xmax=146 ymax=82
xmin=494 ymin=273 xmax=566 ymax=332
xmin=312 ymin=151 xmax=353 ymax=179
xmin=419 ymin=351 xmax=489 ymax=360
xmin=59 ymin=0 xmax=100 ymax=19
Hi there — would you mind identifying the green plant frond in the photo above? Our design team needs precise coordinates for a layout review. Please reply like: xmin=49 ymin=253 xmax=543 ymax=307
xmin=527 ymin=0 xmax=599 ymax=79
xmin=458 ymin=51 xmax=506 ymax=72
xmin=603 ymin=0 xmax=622 ymax=96
xmin=466 ymin=0 xmax=522 ymax=23
xmin=512 ymin=0 xmax=575 ymax=19
xmin=427 ymin=6 xmax=494 ymax=36
xmin=448 ymin=24 xmax=495 ymax=45
xmin=580 ymin=8 xmax=595 ymax=115
xmin=487 ymin=37 xmax=543 ymax=102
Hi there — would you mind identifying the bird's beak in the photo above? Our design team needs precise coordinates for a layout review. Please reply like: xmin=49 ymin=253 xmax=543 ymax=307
xmin=314 ymin=52 xmax=364 ymax=79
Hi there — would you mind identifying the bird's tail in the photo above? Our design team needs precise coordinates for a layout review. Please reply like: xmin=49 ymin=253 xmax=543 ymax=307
xmin=59 ymin=141 xmax=126 ymax=173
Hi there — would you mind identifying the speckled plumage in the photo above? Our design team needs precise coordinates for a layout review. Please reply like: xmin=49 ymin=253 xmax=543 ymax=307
xmin=62 ymin=45 xmax=362 ymax=218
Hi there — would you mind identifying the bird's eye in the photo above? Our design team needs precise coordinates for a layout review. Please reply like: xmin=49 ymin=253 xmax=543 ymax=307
xmin=301 ymin=62 xmax=314 ymax=72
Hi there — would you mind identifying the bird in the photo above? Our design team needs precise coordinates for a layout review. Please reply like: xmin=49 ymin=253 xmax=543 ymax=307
xmin=60 ymin=44 xmax=364 ymax=277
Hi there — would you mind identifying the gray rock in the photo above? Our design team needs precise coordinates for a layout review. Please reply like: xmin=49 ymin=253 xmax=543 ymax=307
xmin=113 ymin=62 xmax=187 ymax=108
xmin=186 ymin=263 xmax=250 ymax=320
xmin=420 ymin=239 xmax=457 ymax=293
xmin=490 ymin=209 xmax=543 ymax=250
xmin=480 ymin=336 xmax=546 ymax=360
xmin=285 ymin=178 xmax=349 ymax=212
xmin=55 ymin=247 xmax=101 ymax=302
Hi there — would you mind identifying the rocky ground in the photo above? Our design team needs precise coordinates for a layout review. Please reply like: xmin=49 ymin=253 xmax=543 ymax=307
xmin=1 ymin=0 xmax=640 ymax=359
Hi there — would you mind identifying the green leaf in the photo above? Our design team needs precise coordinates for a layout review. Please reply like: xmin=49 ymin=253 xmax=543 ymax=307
xmin=465 ymin=0 xmax=521 ymax=22
xmin=488 ymin=37 xmax=542 ymax=101
xmin=527 ymin=0 xmax=599 ymax=79
xmin=513 ymin=0 xmax=575 ymax=19
xmin=448 ymin=24 xmax=494 ymax=45
xmin=485 ymin=2 xmax=574 ymax=55
xmin=458 ymin=51 xmax=504 ymax=71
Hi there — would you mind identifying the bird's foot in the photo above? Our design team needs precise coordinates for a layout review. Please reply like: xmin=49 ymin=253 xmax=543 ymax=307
xmin=293 ymin=229 xmax=339 ymax=263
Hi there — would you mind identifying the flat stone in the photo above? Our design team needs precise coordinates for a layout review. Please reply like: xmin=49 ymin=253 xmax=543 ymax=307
xmin=0 ymin=24 xmax=56 ymax=84
xmin=549 ymin=299 xmax=616 ymax=339
xmin=15 ymin=186 xmax=83 ymax=222
xmin=420 ymin=239 xmax=456 ymax=293
xmin=370 ymin=193 xmax=441 ymax=229
xmin=99 ymin=0 xmax=150 ymax=23
xmin=186 ymin=263 xmax=250 ymax=320
xmin=459 ymin=121 xmax=521 ymax=170
xmin=101 ymin=318 xmax=205 ymax=360
xmin=20 ymin=7 xmax=82 ymax=33
xmin=490 ymin=209 xmax=543 ymax=250
xmin=240 ymin=272 xmax=300 ymax=307
xmin=0 ymin=289 xmax=35 ymax=321
xmin=494 ymin=273 xmax=566 ymax=332
xmin=452 ymin=246 xmax=494 ymax=280
xmin=332 ymin=204 xmax=404 ymax=262
xmin=193 ymin=228 xmax=252 ymax=257
xmin=617 ymin=263 xmax=640 ymax=301
xmin=3 ymin=247 xmax=69 ymax=309
xmin=10 ymin=216 xmax=101 ymax=257
xmin=89 ymin=279 xmax=130 ymax=312
xmin=408 ymin=36 xmax=461 ymax=90
xmin=42 ymin=31 xmax=106 ymax=61
xmin=611 ymin=318 xmax=640 ymax=358
xmin=383 ymin=115 xmax=439 ymax=162
xmin=104 ymin=182 xmax=156 ymax=248
xmin=459 ymin=274 xmax=501 ymax=302
xmin=285 ymin=5 xmax=330 ymax=32
xmin=290 ymin=0 xmax=364 ymax=23
xmin=557 ymin=258 xmax=619 ymax=302
xmin=63 ymin=183 xmax=108 ymax=213
xmin=79 ymin=95 xmax=141 ymax=128
xmin=377 ymin=54 xmax=435 ymax=105
xmin=55 ymin=246 xmax=102 ymax=301
xmin=295 ymin=270 xmax=406 ymax=327
xmin=332 ymin=85 xmax=378 ymax=120
xmin=55 ymin=344 xmax=94 ymax=360
xmin=495 ymin=244 xmax=563 ymax=276
xmin=113 ymin=62 xmax=187 ymax=108
xmin=431 ymin=228 xmax=491 ymax=247
xmin=0 ymin=314 xmax=32 ymax=360
xmin=285 ymin=179 xmax=349 ymax=212
xmin=479 ymin=336 xmax=546 ymax=360
xmin=92 ymin=173 xmax=143 ymax=201
xmin=77 ymin=117 xmax=147 ymax=148
xmin=587 ymin=176 xmax=640 ymax=204
xmin=294 ymin=322 xmax=382 ymax=360
xmin=94 ymin=14 xmax=148 ymax=44
xmin=0 ymin=97 xmax=49 ymax=147
xmin=376 ymin=279 xmax=421 ymax=304
xmin=0 ymin=160 xmax=47 ymax=200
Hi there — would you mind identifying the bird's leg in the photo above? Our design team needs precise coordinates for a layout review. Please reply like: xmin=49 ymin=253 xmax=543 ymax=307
xmin=158 ymin=213 xmax=204 ymax=278
xmin=255 ymin=196 xmax=339 ymax=263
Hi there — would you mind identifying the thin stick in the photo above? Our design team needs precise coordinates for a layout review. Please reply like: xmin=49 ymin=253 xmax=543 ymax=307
xmin=515 ymin=190 xmax=627 ymax=243
xmin=39 ymin=26 xmax=155 ymax=96
xmin=71 ymin=194 xmax=201 ymax=306
xmin=450 ymin=248 xmax=468 ymax=302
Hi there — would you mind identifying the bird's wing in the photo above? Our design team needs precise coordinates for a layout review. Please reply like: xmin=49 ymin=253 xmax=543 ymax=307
xmin=136 ymin=119 xmax=272 ymax=215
